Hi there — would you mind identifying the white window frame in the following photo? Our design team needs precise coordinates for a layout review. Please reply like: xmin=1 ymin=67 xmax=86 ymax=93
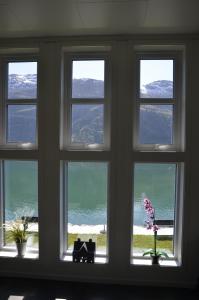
xmin=61 ymin=160 xmax=110 ymax=260
xmin=133 ymin=51 xmax=184 ymax=152
xmin=131 ymin=161 xmax=184 ymax=265
xmin=0 ymin=159 xmax=38 ymax=256
xmin=131 ymin=48 xmax=185 ymax=266
xmin=0 ymin=55 xmax=38 ymax=149
xmin=62 ymin=52 xmax=111 ymax=150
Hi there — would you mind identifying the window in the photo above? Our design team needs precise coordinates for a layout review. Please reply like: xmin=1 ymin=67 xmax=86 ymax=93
xmin=0 ymin=53 xmax=39 ymax=258
xmin=1 ymin=59 xmax=38 ymax=147
xmin=1 ymin=160 xmax=38 ymax=250
xmin=63 ymin=55 xmax=110 ymax=150
xmin=132 ymin=163 xmax=180 ymax=258
xmin=134 ymin=54 xmax=183 ymax=151
xmin=63 ymin=162 xmax=108 ymax=256
xmin=131 ymin=49 xmax=185 ymax=265
xmin=61 ymin=51 xmax=111 ymax=262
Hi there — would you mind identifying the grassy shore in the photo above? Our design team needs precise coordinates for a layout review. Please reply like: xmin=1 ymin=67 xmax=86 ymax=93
xmin=5 ymin=232 xmax=173 ymax=253
xmin=68 ymin=233 xmax=173 ymax=252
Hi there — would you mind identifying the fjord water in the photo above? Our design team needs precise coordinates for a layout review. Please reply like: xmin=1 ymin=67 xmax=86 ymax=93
xmin=5 ymin=162 xmax=175 ymax=227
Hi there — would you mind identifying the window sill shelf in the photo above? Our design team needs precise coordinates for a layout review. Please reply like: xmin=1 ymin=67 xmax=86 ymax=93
xmin=132 ymin=258 xmax=178 ymax=267
xmin=63 ymin=255 xmax=107 ymax=264
xmin=0 ymin=248 xmax=38 ymax=259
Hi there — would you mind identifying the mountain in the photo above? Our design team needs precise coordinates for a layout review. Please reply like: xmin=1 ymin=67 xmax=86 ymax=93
xmin=141 ymin=80 xmax=173 ymax=98
xmin=7 ymin=75 xmax=173 ymax=145
xmin=8 ymin=74 xmax=37 ymax=99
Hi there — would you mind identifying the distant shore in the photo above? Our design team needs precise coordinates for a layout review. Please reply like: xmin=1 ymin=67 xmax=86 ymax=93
xmin=67 ymin=223 xmax=173 ymax=235
xmin=8 ymin=222 xmax=173 ymax=236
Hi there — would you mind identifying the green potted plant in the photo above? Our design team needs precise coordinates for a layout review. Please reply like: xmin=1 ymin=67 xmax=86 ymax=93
xmin=3 ymin=216 xmax=29 ymax=258
xmin=143 ymin=197 xmax=169 ymax=265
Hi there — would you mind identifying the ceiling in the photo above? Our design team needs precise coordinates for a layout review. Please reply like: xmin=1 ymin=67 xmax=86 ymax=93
xmin=0 ymin=0 xmax=199 ymax=38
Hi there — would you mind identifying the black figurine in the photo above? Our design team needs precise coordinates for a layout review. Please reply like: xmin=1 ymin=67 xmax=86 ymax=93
xmin=72 ymin=238 xmax=96 ymax=263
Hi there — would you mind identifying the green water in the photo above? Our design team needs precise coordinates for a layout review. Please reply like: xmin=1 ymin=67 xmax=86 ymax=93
xmin=4 ymin=161 xmax=176 ymax=227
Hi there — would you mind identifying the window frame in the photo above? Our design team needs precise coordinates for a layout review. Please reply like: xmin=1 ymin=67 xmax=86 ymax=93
xmin=61 ymin=160 xmax=110 ymax=259
xmin=131 ymin=161 xmax=184 ymax=264
xmin=133 ymin=51 xmax=184 ymax=152
xmin=62 ymin=52 xmax=111 ymax=150
xmin=131 ymin=48 xmax=185 ymax=266
xmin=0 ymin=55 xmax=39 ymax=149
xmin=0 ymin=159 xmax=39 ymax=254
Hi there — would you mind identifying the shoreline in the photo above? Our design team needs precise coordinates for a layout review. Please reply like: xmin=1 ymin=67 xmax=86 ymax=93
xmin=7 ymin=222 xmax=173 ymax=235
xmin=67 ymin=224 xmax=173 ymax=235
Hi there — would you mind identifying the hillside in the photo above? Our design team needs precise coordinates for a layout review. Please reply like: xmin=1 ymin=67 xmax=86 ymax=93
xmin=8 ymin=76 xmax=172 ymax=144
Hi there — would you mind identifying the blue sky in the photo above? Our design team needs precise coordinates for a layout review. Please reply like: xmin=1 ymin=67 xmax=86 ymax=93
xmin=8 ymin=60 xmax=173 ymax=85
xmin=8 ymin=62 xmax=37 ymax=75
xmin=140 ymin=60 xmax=173 ymax=87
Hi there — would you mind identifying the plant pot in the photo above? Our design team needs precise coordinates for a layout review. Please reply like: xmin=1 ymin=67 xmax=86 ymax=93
xmin=16 ymin=242 xmax=27 ymax=258
xmin=151 ymin=255 xmax=160 ymax=265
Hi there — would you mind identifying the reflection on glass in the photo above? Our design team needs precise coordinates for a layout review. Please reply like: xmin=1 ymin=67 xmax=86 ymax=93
xmin=72 ymin=104 xmax=104 ymax=145
xmin=4 ymin=160 xmax=38 ymax=249
xmin=139 ymin=105 xmax=173 ymax=145
xmin=132 ymin=163 xmax=176 ymax=256
xmin=140 ymin=60 xmax=173 ymax=98
xmin=66 ymin=162 xmax=108 ymax=254
xmin=72 ymin=60 xmax=104 ymax=98
xmin=7 ymin=105 xmax=36 ymax=143
xmin=8 ymin=62 xmax=37 ymax=99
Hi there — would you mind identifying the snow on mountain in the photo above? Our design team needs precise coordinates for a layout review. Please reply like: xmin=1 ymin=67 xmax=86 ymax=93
xmin=7 ymin=75 xmax=173 ymax=144
xmin=141 ymin=80 xmax=173 ymax=98
xmin=8 ymin=74 xmax=37 ymax=99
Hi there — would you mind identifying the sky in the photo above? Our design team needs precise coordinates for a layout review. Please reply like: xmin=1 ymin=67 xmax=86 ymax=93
xmin=140 ymin=60 xmax=173 ymax=87
xmin=8 ymin=62 xmax=37 ymax=75
xmin=8 ymin=59 xmax=173 ymax=85
xmin=72 ymin=60 xmax=104 ymax=80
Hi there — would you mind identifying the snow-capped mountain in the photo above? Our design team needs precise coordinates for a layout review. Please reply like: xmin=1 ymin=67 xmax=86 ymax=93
xmin=141 ymin=80 xmax=173 ymax=98
xmin=8 ymin=74 xmax=37 ymax=99
xmin=8 ymin=74 xmax=173 ymax=144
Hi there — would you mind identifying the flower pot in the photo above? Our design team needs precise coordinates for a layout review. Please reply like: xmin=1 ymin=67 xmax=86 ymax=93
xmin=16 ymin=242 xmax=27 ymax=258
xmin=151 ymin=255 xmax=160 ymax=265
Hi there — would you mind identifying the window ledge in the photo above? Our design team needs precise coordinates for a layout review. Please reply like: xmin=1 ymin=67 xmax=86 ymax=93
xmin=63 ymin=255 xmax=107 ymax=264
xmin=0 ymin=248 xmax=38 ymax=259
xmin=132 ymin=258 xmax=178 ymax=267
xmin=0 ymin=144 xmax=37 ymax=150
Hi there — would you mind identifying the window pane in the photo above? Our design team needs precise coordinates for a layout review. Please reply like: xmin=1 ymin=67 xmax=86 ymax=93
xmin=132 ymin=163 xmax=176 ymax=257
xmin=140 ymin=60 xmax=173 ymax=98
xmin=8 ymin=62 xmax=37 ymax=99
xmin=139 ymin=105 xmax=173 ymax=145
xmin=4 ymin=160 xmax=38 ymax=249
xmin=72 ymin=104 xmax=104 ymax=146
xmin=7 ymin=105 xmax=36 ymax=143
xmin=72 ymin=60 xmax=104 ymax=98
xmin=66 ymin=162 xmax=108 ymax=255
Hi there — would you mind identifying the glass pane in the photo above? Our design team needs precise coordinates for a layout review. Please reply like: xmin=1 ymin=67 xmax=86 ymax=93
xmin=139 ymin=105 xmax=173 ymax=145
xmin=132 ymin=163 xmax=176 ymax=257
xmin=66 ymin=162 xmax=108 ymax=255
xmin=72 ymin=60 xmax=104 ymax=98
xmin=7 ymin=105 xmax=36 ymax=144
xmin=8 ymin=62 xmax=37 ymax=99
xmin=72 ymin=104 xmax=104 ymax=146
xmin=4 ymin=160 xmax=38 ymax=250
xmin=140 ymin=60 xmax=173 ymax=98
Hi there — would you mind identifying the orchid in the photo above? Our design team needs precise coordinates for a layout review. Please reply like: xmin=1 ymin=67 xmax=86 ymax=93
xmin=143 ymin=197 xmax=168 ymax=263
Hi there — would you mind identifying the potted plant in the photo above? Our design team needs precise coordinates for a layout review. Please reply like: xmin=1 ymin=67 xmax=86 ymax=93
xmin=3 ymin=216 xmax=29 ymax=258
xmin=143 ymin=197 xmax=169 ymax=265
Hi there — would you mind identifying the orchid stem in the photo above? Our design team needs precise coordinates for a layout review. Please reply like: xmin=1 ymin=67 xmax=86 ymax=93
xmin=154 ymin=230 xmax=157 ymax=256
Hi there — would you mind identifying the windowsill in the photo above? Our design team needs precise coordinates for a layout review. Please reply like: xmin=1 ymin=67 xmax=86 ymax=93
xmin=63 ymin=254 xmax=107 ymax=264
xmin=0 ymin=143 xmax=37 ymax=150
xmin=132 ymin=258 xmax=178 ymax=267
xmin=0 ymin=247 xmax=39 ymax=259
